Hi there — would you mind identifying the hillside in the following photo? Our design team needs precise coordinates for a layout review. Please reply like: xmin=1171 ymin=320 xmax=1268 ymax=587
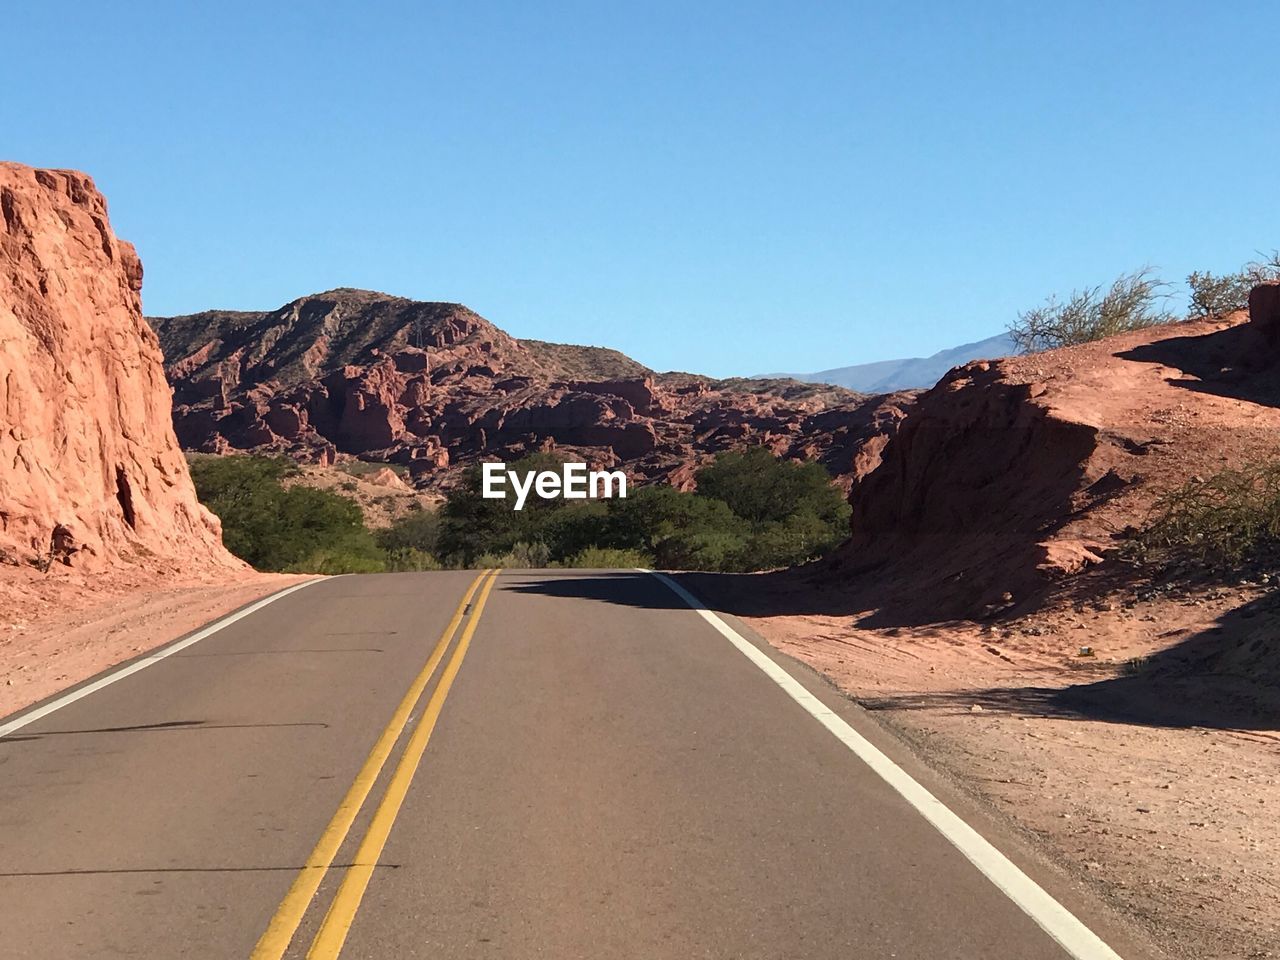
xmin=838 ymin=303 xmax=1280 ymax=621
xmin=150 ymin=289 xmax=913 ymax=490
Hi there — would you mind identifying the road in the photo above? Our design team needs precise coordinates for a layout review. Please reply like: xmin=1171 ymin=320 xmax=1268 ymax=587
xmin=0 ymin=570 xmax=1158 ymax=959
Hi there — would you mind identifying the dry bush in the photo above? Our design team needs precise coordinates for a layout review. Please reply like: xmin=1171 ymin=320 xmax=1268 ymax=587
xmin=1136 ymin=459 xmax=1280 ymax=570
xmin=1010 ymin=268 xmax=1173 ymax=353
xmin=1187 ymin=251 xmax=1280 ymax=318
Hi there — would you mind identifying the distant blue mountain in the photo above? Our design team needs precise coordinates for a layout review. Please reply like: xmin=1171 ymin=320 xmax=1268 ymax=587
xmin=762 ymin=332 xmax=1017 ymax=393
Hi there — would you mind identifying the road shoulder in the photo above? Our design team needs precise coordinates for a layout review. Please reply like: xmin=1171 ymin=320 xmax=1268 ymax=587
xmin=683 ymin=570 xmax=1279 ymax=960
xmin=0 ymin=565 xmax=308 ymax=720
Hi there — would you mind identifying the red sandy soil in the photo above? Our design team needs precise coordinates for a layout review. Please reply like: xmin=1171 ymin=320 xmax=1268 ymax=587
xmin=0 ymin=566 xmax=307 ymax=720
xmin=741 ymin=588 xmax=1279 ymax=960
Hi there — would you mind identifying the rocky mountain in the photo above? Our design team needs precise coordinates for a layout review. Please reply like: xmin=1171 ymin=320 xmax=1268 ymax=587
xmin=151 ymin=290 xmax=913 ymax=490
xmin=0 ymin=163 xmax=236 ymax=571
xmin=835 ymin=293 xmax=1280 ymax=619
xmin=767 ymin=332 xmax=1016 ymax=392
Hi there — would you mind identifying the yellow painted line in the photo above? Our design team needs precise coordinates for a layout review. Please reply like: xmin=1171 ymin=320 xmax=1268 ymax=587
xmin=305 ymin=568 xmax=502 ymax=960
xmin=249 ymin=570 xmax=492 ymax=960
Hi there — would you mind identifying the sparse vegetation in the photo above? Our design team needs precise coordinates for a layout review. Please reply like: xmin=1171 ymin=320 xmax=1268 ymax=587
xmin=1010 ymin=268 xmax=1173 ymax=353
xmin=1133 ymin=458 xmax=1280 ymax=571
xmin=1187 ymin=251 xmax=1280 ymax=318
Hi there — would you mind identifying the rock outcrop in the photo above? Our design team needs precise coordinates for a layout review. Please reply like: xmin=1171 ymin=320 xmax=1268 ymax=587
xmin=151 ymin=289 xmax=912 ymax=490
xmin=837 ymin=305 xmax=1280 ymax=620
xmin=0 ymin=163 xmax=236 ymax=570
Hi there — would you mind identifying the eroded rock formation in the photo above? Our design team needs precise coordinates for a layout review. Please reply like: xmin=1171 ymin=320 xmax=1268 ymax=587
xmin=151 ymin=289 xmax=912 ymax=490
xmin=0 ymin=163 xmax=236 ymax=570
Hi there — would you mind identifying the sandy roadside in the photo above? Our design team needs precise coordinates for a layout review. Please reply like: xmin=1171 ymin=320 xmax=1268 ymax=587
xmin=732 ymin=582 xmax=1280 ymax=960
xmin=0 ymin=566 xmax=310 ymax=720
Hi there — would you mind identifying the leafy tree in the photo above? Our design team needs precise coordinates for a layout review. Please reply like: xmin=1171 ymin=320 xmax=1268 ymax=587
xmin=694 ymin=447 xmax=848 ymax=527
xmin=602 ymin=484 xmax=750 ymax=570
xmin=377 ymin=509 xmax=441 ymax=555
xmin=438 ymin=453 xmax=553 ymax=563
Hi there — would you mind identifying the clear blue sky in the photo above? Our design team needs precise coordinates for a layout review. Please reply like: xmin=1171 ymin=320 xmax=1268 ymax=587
xmin=7 ymin=2 xmax=1277 ymax=377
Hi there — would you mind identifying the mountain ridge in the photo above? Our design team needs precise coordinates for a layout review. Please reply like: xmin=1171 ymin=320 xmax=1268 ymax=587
xmin=763 ymin=332 xmax=1017 ymax=392
xmin=149 ymin=289 xmax=913 ymax=491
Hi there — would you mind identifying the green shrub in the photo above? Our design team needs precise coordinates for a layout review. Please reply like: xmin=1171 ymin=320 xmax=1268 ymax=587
xmin=696 ymin=448 xmax=840 ymax=523
xmin=474 ymin=541 xmax=552 ymax=569
xmin=194 ymin=448 xmax=850 ymax=575
xmin=376 ymin=510 xmax=441 ymax=556
xmin=1187 ymin=271 xmax=1256 ymax=319
xmin=563 ymin=546 xmax=654 ymax=568
xmin=1010 ymin=268 xmax=1173 ymax=353
xmin=383 ymin=547 xmax=443 ymax=572
xmin=1135 ymin=459 xmax=1280 ymax=570
xmin=437 ymin=453 xmax=572 ymax=565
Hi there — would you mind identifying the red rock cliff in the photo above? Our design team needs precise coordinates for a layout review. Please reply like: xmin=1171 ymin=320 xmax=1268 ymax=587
xmin=0 ymin=163 xmax=237 ymax=570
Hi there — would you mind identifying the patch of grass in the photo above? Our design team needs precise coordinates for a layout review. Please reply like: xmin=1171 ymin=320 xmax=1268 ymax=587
xmin=383 ymin=547 xmax=442 ymax=572
xmin=474 ymin=541 xmax=552 ymax=569
xmin=339 ymin=460 xmax=410 ymax=479
xmin=562 ymin=546 xmax=654 ymax=568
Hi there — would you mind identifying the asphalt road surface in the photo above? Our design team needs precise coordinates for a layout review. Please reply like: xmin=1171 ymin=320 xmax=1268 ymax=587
xmin=0 ymin=570 xmax=1161 ymax=959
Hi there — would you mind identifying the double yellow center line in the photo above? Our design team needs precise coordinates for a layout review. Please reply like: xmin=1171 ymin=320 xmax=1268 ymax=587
xmin=250 ymin=568 xmax=501 ymax=960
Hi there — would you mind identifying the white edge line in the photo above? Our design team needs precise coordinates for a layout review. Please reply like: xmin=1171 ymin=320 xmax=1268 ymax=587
xmin=0 ymin=578 xmax=327 ymax=740
xmin=640 ymin=568 xmax=1124 ymax=960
